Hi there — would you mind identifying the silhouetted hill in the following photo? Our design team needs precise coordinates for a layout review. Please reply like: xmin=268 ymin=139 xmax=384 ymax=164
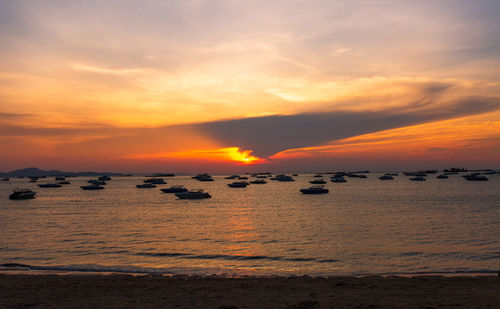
xmin=0 ymin=167 xmax=125 ymax=177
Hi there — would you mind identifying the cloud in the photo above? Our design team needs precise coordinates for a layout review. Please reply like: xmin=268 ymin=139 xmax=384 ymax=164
xmin=197 ymin=96 xmax=500 ymax=157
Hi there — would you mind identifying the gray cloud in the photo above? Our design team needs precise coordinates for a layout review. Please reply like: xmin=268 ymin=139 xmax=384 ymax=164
xmin=197 ymin=96 xmax=500 ymax=157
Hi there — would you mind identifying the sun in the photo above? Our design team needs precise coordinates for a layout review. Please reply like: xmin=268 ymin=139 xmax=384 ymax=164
xmin=224 ymin=147 xmax=261 ymax=164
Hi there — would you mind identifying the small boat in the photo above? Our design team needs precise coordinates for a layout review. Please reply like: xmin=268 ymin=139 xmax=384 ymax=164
xmin=80 ymin=185 xmax=104 ymax=190
xmin=55 ymin=176 xmax=65 ymax=181
xmin=228 ymin=181 xmax=249 ymax=188
xmin=37 ymin=183 xmax=62 ymax=188
xmin=313 ymin=174 xmax=323 ymax=178
xmin=88 ymin=180 xmax=106 ymax=185
xmin=224 ymin=175 xmax=239 ymax=179
xmin=58 ymin=181 xmax=71 ymax=185
xmin=136 ymin=183 xmax=156 ymax=188
xmin=436 ymin=174 xmax=448 ymax=179
xmin=143 ymin=178 xmax=166 ymax=184
xmin=379 ymin=175 xmax=394 ymax=180
xmin=250 ymin=179 xmax=267 ymax=184
xmin=238 ymin=176 xmax=248 ymax=180
xmin=292 ymin=174 xmax=298 ymax=176
xmin=277 ymin=175 xmax=295 ymax=182
xmin=29 ymin=179 xmax=38 ymax=183
xmin=410 ymin=176 xmax=426 ymax=181
xmin=175 ymin=189 xmax=211 ymax=199
xmin=309 ymin=179 xmax=326 ymax=184
xmin=192 ymin=174 xmax=214 ymax=181
xmin=300 ymin=185 xmax=329 ymax=194
xmin=98 ymin=175 xmax=111 ymax=181
xmin=160 ymin=185 xmax=188 ymax=193
xmin=331 ymin=177 xmax=347 ymax=183
xmin=1 ymin=177 xmax=9 ymax=181
xmin=9 ymin=189 xmax=36 ymax=200
xmin=463 ymin=174 xmax=488 ymax=181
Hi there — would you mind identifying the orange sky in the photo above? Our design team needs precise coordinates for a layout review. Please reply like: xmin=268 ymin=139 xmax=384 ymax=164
xmin=1 ymin=1 xmax=499 ymax=173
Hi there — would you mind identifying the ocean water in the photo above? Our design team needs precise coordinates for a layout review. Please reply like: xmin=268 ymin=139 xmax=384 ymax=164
xmin=1 ymin=174 xmax=499 ymax=276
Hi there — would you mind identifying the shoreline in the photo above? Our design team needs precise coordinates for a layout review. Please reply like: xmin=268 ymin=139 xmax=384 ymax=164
xmin=1 ymin=273 xmax=499 ymax=308
xmin=1 ymin=263 xmax=498 ymax=278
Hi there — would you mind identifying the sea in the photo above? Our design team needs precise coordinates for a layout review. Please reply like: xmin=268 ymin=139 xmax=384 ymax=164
xmin=1 ymin=173 xmax=499 ymax=277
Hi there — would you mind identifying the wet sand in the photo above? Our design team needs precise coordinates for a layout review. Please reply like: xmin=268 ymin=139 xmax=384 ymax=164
xmin=1 ymin=273 xmax=499 ymax=308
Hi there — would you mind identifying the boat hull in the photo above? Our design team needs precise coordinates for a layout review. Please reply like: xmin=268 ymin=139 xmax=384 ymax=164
xmin=9 ymin=192 xmax=36 ymax=200
xmin=300 ymin=189 xmax=329 ymax=194
xmin=175 ymin=193 xmax=211 ymax=199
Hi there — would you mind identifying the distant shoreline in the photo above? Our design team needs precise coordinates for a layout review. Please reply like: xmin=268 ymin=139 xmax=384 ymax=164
xmin=1 ymin=273 xmax=498 ymax=308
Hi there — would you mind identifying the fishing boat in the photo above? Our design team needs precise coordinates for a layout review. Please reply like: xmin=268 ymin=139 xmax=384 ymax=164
xmin=9 ymin=189 xmax=36 ymax=200
xmin=37 ymin=183 xmax=62 ymax=188
xmin=463 ymin=174 xmax=488 ymax=181
xmin=143 ymin=178 xmax=166 ymax=184
xmin=136 ymin=183 xmax=156 ymax=188
xmin=175 ymin=189 xmax=211 ymax=199
xmin=80 ymin=185 xmax=104 ymax=190
xmin=379 ymin=174 xmax=394 ymax=180
xmin=160 ymin=185 xmax=188 ymax=193
xmin=249 ymin=179 xmax=267 ymax=184
xmin=300 ymin=185 xmax=329 ymax=194
xmin=309 ymin=179 xmax=326 ymax=184
xmin=331 ymin=176 xmax=347 ymax=183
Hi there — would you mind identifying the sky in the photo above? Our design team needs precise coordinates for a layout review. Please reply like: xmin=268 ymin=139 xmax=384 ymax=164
xmin=1 ymin=0 xmax=499 ymax=173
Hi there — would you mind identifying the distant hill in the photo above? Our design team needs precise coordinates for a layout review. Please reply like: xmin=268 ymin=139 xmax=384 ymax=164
xmin=0 ymin=167 xmax=126 ymax=177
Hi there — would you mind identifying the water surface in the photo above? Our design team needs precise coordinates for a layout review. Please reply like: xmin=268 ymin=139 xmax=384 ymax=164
xmin=1 ymin=174 xmax=499 ymax=276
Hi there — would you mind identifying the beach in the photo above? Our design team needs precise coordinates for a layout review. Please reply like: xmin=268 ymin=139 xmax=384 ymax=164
xmin=1 ymin=274 xmax=499 ymax=308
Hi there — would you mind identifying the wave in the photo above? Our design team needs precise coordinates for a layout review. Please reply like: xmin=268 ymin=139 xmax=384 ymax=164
xmin=1 ymin=263 xmax=497 ymax=277
xmin=136 ymin=251 xmax=339 ymax=263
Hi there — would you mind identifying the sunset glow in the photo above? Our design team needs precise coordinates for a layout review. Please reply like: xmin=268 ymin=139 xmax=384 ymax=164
xmin=126 ymin=147 xmax=261 ymax=165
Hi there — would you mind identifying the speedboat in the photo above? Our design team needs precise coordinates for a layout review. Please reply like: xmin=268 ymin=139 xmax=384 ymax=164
xmin=175 ymin=189 xmax=211 ymax=199
xmin=300 ymin=185 xmax=329 ymax=194
xmin=331 ymin=177 xmax=347 ymax=183
xmin=160 ymin=185 xmax=188 ymax=193
xmin=88 ymin=180 xmax=106 ymax=185
xmin=143 ymin=178 xmax=166 ymax=184
xmin=410 ymin=176 xmax=426 ymax=181
xmin=309 ymin=179 xmax=326 ymax=184
xmin=37 ymin=183 xmax=62 ymax=188
xmin=228 ymin=181 xmax=249 ymax=188
xmin=379 ymin=174 xmax=394 ymax=180
xmin=250 ymin=179 xmax=267 ymax=184
xmin=277 ymin=175 xmax=295 ymax=182
xmin=9 ymin=189 xmax=36 ymax=200
xmin=136 ymin=183 xmax=156 ymax=188
xmin=192 ymin=174 xmax=214 ymax=181
xmin=81 ymin=185 xmax=104 ymax=190
xmin=463 ymin=174 xmax=488 ymax=181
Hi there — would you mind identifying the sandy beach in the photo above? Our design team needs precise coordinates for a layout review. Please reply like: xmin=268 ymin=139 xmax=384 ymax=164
xmin=0 ymin=274 xmax=498 ymax=308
